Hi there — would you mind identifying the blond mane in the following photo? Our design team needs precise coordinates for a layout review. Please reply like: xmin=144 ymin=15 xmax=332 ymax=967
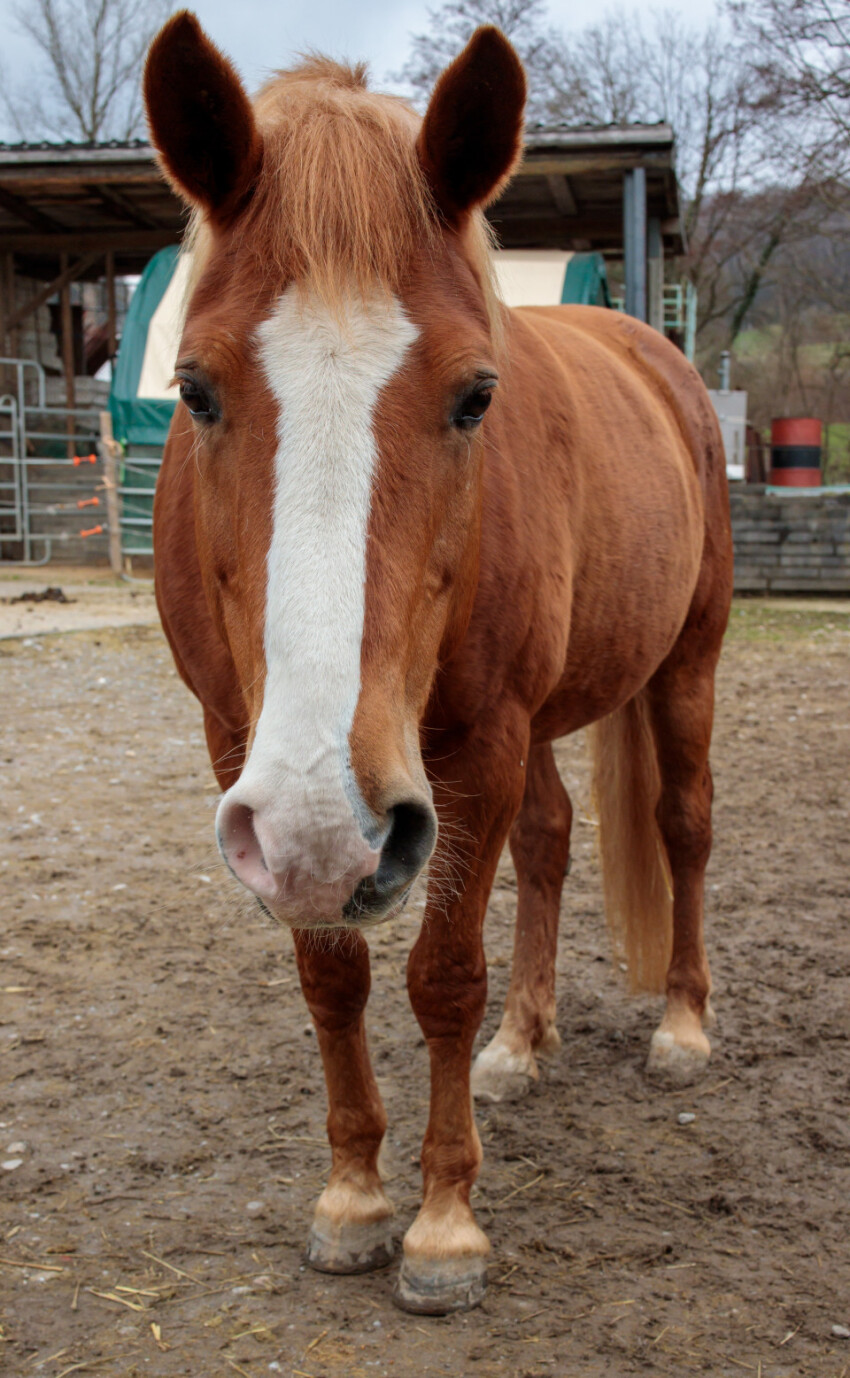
xmin=188 ymin=57 xmax=499 ymax=327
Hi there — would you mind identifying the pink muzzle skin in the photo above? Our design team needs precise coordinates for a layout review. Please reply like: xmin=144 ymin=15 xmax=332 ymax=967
xmin=216 ymin=794 xmax=382 ymax=924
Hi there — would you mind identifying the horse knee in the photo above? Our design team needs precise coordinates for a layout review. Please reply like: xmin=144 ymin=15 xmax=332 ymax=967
xmin=296 ymin=932 xmax=372 ymax=1032
xmin=407 ymin=949 xmax=487 ymax=1042
xmin=510 ymin=801 xmax=572 ymax=881
xmin=656 ymin=784 xmax=712 ymax=867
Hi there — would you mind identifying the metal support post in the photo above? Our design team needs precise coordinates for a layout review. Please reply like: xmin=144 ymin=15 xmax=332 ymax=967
xmin=647 ymin=217 xmax=664 ymax=332
xmin=623 ymin=168 xmax=647 ymax=322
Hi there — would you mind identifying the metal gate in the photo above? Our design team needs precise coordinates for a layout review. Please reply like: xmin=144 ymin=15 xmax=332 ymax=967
xmin=0 ymin=357 xmax=106 ymax=564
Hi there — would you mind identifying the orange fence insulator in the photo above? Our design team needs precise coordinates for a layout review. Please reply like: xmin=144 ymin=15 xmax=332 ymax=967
xmin=77 ymin=496 xmax=100 ymax=509
xmin=73 ymin=453 xmax=98 ymax=467
xmin=80 ymin=524 xmax=104 ymax=538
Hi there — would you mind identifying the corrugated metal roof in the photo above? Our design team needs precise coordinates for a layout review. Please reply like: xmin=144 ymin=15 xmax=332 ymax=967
xmin=0 ymin=138 xmax=148 ymax=152
xmin=525 ymin=122 xmax=674 ymax=147
xmin=0 ymin=124 xmax=674 ymax=157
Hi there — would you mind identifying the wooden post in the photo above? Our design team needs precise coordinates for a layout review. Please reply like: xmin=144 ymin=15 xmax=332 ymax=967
xmin=59 ymin=252 xmax=76 ymax=455
xmin=0 ymin=256 xmax=6 ymax=396
xmin=99 ymin=409 xmax=123 ymax=575
xmin=5 ymin=252 xmax=100 ymax=336
xmin=4 ymin=253 xmax=17 ymax=358
xmin=0 ymin=256 xmax=6 ymax=356
xmin=3 ymin=253 xmax=18 ymax=401
xmin=106 ymin=248 xmax=116 ymax=365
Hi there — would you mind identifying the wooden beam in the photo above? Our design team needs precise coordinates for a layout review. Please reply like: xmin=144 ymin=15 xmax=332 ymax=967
xmin=0 ymin=253 xmax=6 ymax=353
xmin=518 ymin=150 xmax=672 ymax=178
xmin=0 ymin=183 xmax=64 ymax=232
xmin=59 ymin=253 xmax=76 ymax=452
xmin=106 ymin=248 xmax=116 ymax=362
xmin=546 ymin=174 xmax=578 ymax=217
xmin=87 ymin=183 xmax=161 ymax=230
xmin=488 ymin=224 xmax=625 ymax=251
xmin=4 ymin=253 xmax=17 ymax=357
xmin=6 ymin=251 xmax=101 ymax=333
xmin=489 ymin=210 xmax=624 ymax=234
xmin=0 ymin=164 xmax=161 ymax=187
xmin=0 ymin=228 xmax=177 ymax=255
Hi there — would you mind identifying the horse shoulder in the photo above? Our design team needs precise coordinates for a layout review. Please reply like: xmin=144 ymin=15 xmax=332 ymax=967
xmin=480 ymin=305 xmax=729 ymax=733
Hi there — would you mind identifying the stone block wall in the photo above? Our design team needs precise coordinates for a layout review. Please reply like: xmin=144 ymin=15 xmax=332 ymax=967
xmin=730 ymin=487 xmax=850 ymax=594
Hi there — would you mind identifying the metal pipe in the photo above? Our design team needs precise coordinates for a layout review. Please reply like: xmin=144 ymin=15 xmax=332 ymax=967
xmin=623 ymin=167 xmax=647 ymax=322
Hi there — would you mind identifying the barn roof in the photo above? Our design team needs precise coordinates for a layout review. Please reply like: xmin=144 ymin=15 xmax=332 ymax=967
xmin=0 ymin=122 xmax=683 ymax=281
xmin=497 ymin=121 xmax=682 ymax=256
xmin=0 ymin=141 xmax=183 ymax=278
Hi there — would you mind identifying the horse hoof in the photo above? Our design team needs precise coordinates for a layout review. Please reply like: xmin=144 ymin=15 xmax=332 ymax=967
xmin=306 ymin=1216 xmax=395 ymax=1275
xmin=646 ymin=1028 xmax=710 ymax=1086
xmin=471 ymin=1041 xmax=537 ymax=1103
xmin=393 ymin=1255 xmax=487 ymax=1315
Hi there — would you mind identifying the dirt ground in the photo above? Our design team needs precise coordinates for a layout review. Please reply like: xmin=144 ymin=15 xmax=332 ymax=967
xmin=1 ymin=592 xmax=849 ymax=1378
xmin=0 ymin=568 xmax=157 ymax=641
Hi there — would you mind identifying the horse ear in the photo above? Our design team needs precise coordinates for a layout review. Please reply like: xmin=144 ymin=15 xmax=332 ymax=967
xmin=144 ymin=10 xmax=262 ymax=221
xmin=417 ymin=26 xmax=526 ymax=225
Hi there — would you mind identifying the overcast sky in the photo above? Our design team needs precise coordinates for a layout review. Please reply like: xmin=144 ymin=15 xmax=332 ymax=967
xmin=0 ymin=0 xmax=721 ymax=138
xmin=185 ymin=0 xmax=721 ymax=92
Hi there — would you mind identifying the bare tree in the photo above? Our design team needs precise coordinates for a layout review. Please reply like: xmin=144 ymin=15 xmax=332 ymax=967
xmin=729 ymin=0 xmax=850 ymax=163
xmin=542 ymin=12 xmax=751 ymax=236
xmin=539 ymin=9 xmax=770 ymax=333
xmin=393 ymin=0 xmax=564 ymax=123
xmin=1 ymin=0 xmax=173 ymax=143
xmin=687 ymin=0 xmax=850 ymax=348
xmin=694 ymin=179 xmax=827 ymax=347
xmin=714 ymin=186 xmax=850 ymax=479
xmin=394 ymin=0 xmax=842 ymax=359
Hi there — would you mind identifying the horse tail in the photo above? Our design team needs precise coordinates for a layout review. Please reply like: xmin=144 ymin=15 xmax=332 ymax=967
xmin=590 ymin=691 xmax=673 ymax=994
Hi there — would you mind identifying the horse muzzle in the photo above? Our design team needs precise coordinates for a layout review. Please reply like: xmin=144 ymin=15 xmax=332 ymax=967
xmin=215 ymin=788 xmax=436 ymax=929
xmin=343 ymin=800 xmax=436 ymax=923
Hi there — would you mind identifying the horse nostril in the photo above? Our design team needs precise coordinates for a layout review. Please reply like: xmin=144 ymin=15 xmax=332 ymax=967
xmin=219 ymin=801 xmax=263 ymax=866
xmin=217 ymin=799 xmax=276 ymax=899
xmin=376 ymin=799 xmax=437 ymax=893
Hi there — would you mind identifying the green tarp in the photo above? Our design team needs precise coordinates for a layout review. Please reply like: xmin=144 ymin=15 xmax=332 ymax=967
xmin=109 ymin=245 xmax=180 ymax=448
xmin=561 ymin=252 xmax=612 ymax=307
xmin=108 ymin=245 xmax=610 ymax=451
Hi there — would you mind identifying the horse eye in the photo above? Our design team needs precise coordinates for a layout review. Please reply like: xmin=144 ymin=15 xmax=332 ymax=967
xmin=179 ymin=377 xmax=218 ymax=423
xmin=454 ymin=386 xmax=494 ymax=431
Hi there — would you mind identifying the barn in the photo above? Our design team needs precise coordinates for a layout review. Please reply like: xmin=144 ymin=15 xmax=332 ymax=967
xmin=0 ymin=123 xmax=687 ymax=567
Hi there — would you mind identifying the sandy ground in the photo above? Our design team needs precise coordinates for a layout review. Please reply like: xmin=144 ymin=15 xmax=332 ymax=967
xmin=1 ymin=598 xmax=849 ymax=1378
xmin=0 ymin=567 xmax=157 ymax=641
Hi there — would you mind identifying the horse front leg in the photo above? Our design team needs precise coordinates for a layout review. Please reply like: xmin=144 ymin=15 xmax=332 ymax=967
xmin=294 ymin=929 xmax=394 ymax=1273
xmin=397 ymin=712 xmax=529 ymax=1315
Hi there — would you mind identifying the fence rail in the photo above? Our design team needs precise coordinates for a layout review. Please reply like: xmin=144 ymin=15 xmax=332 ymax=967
xmin=0 ymin=357 xmax=116 ymax=565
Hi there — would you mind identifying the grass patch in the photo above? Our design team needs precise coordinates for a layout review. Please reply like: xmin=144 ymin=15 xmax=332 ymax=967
xmin=733 ymin=324 xmax=781 ymax=360
xmin=726 ymin=597 xmax=850 ymax=644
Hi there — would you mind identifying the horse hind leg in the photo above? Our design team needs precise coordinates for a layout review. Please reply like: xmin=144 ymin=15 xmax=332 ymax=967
xmin=640 ymin=641 xmax=722 ymax=1085
xmin=472 ymin=743 xmax=571 ymax=1103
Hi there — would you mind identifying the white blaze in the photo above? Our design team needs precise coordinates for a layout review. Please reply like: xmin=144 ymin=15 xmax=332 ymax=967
xmin=231 ymin=284 xmax=418 ymax=877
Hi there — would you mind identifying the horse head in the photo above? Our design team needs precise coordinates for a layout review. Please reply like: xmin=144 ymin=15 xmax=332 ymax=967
xmin=144 ymin=12 xmax=525 ymax=928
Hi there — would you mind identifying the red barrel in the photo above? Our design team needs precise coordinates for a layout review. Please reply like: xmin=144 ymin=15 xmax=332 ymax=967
xmin=769 ymin=418 xmax=822 ymax=487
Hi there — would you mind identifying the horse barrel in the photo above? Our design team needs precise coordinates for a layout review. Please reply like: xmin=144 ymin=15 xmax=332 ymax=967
xmin=769 ymin=418 xmax=822 ymax=487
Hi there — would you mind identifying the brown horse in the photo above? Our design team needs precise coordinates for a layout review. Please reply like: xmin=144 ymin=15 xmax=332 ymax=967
xmin=145 ymin=12 xmax=733 ymax=1314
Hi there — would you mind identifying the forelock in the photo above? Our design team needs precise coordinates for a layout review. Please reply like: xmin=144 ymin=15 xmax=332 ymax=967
xmin=186 ymin=57 xmax=499 ymax=328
